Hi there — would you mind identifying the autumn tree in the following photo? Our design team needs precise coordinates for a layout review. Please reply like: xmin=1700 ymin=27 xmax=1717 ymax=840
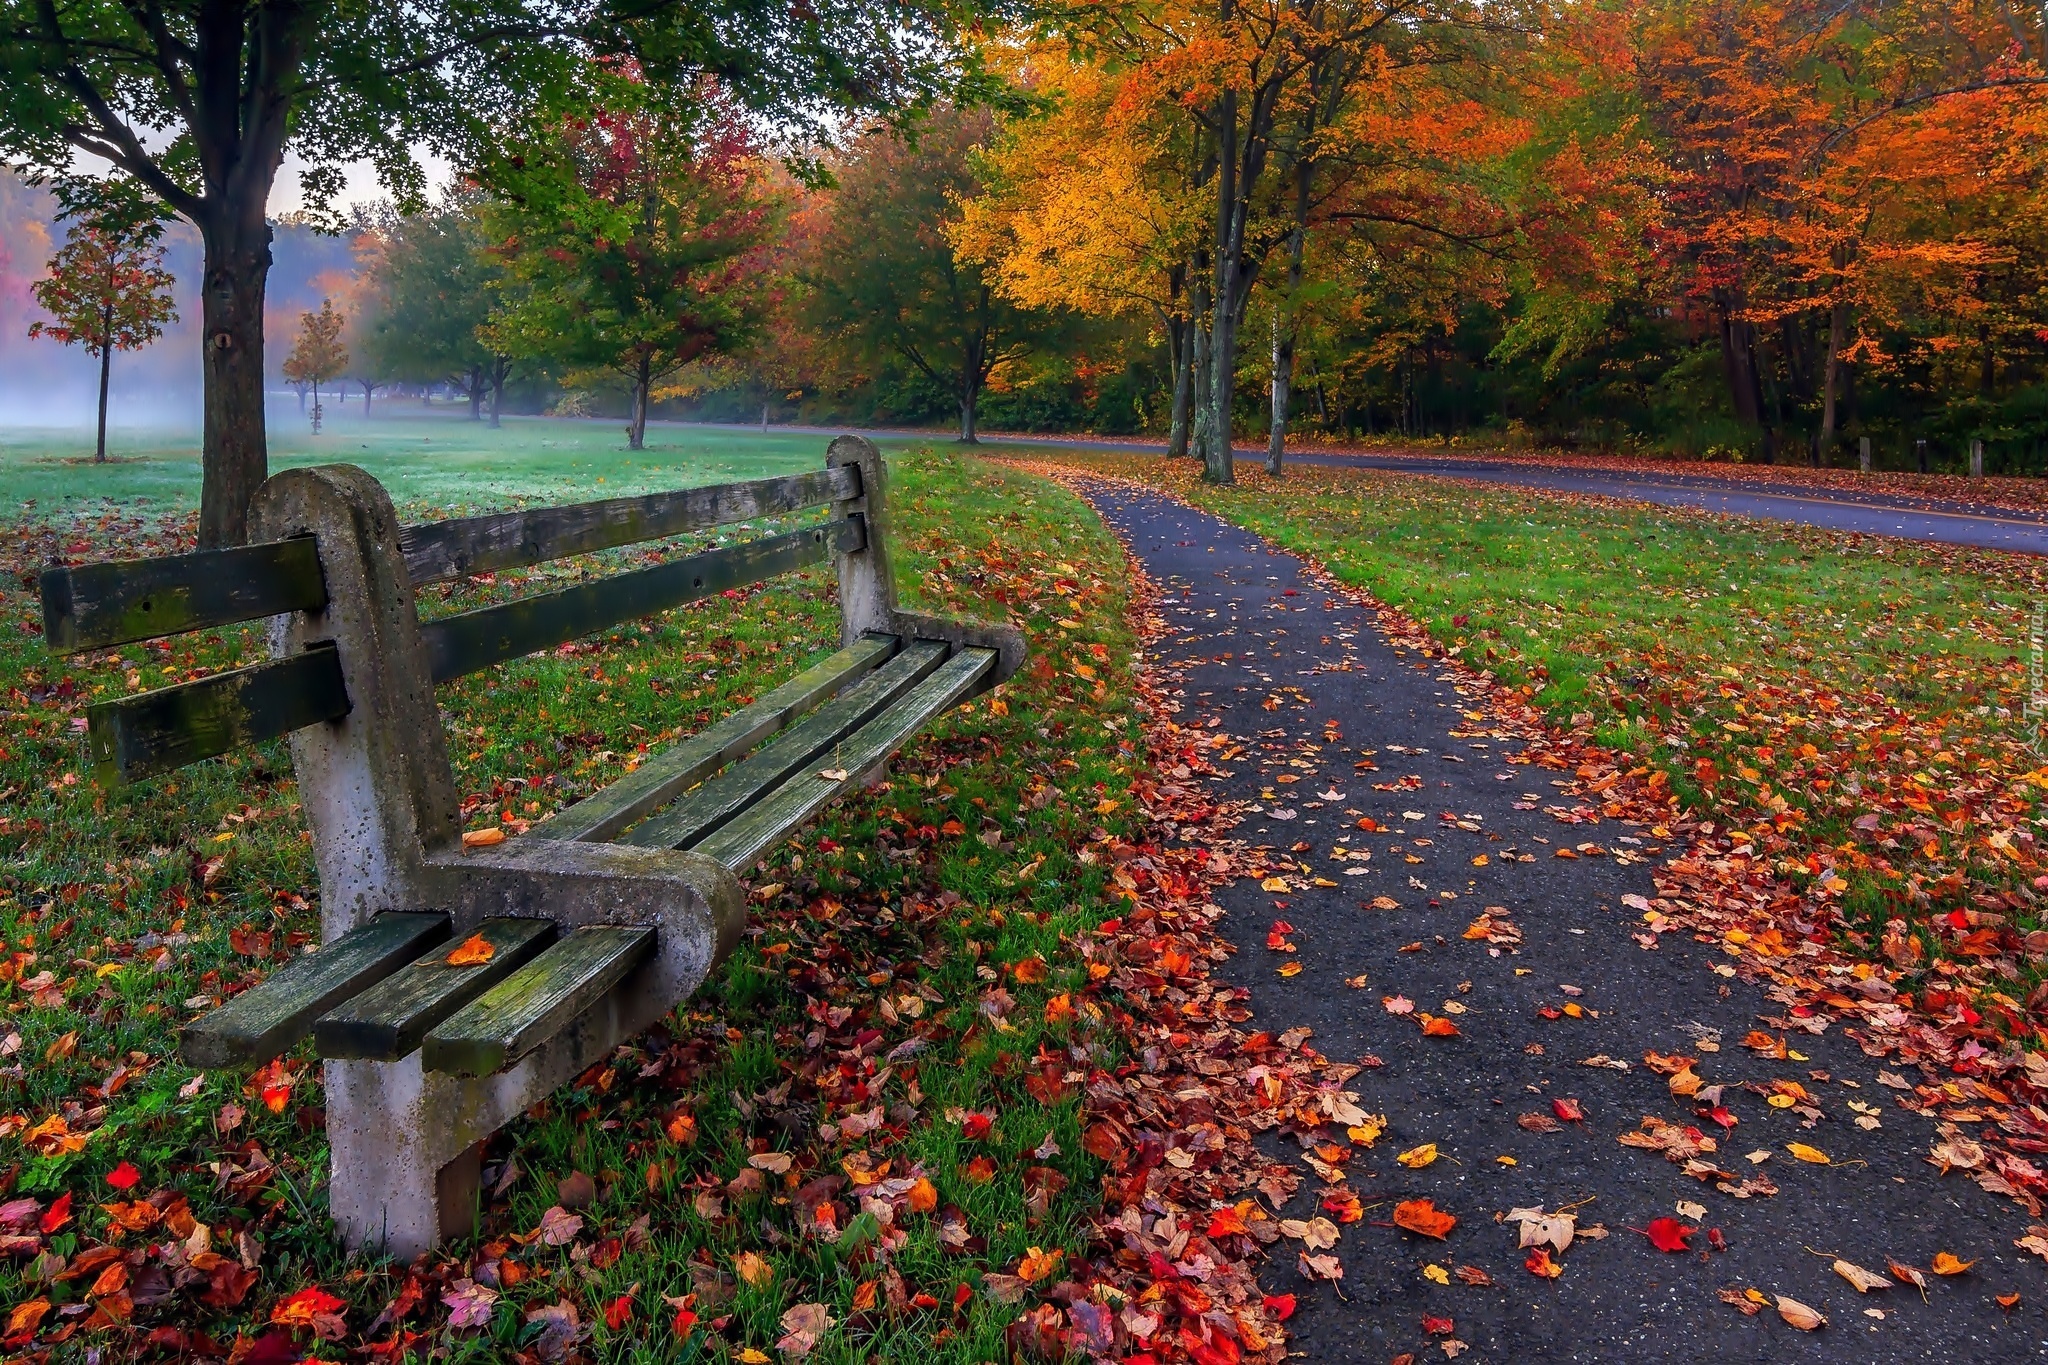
xmin=282 ymin=299 xmax=348 ymax=432
xmin=486 ymin=84 xmax=780 ymax=451
xmin=0 ymin=0 xmax=1009 ymax=544
xmin=807 ymin=104 xmax=1064 ymax=442
xmin=362 ymin=198 xmax=519 ymax=424
xmin=28 ymin=217 xmax=177 ymax=463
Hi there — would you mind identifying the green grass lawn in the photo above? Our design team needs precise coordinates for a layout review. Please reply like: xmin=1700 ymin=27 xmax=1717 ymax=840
xmin=0 ymin=432 xmax=1146 ymax=1360
xmin=0 ymin=405 xmax=875 ymax=522
xmin=1034 ymin=451 xmax=2048 ymax=1003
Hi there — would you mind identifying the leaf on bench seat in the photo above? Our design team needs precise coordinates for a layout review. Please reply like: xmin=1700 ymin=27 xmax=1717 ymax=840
xmin=314 ymin=918 xmax=557 ymax=1062
xmin=422 ymin=926 xmax=656 ymax=1078
xmin=180 ymin=913 xmax=449 ymax=1069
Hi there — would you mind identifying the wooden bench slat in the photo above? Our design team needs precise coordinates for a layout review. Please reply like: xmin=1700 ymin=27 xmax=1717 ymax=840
xmin=87 ymin=643 xmax=351 ymax=786
xmin=401 ymin=466 xmax=860 ymax=585
xmin=42 ymin=537 xmax=326 ymax=655
xmin=619 ymin=639 xmax=948 ymax=850
xmin=531 ymin=634 xmax=899 ymax=843
xmin=420 ymin=521 xmax=859 ymax=684
xmin=313 ymin=917 xmax=558 ymax=1061
xmin=421 ymin=926 xmax=656 ymax=1077
xmin=697 ymin=647 xmax=997 ymax=871
xmin=180 ymin=912 xmax=450 ymax=1068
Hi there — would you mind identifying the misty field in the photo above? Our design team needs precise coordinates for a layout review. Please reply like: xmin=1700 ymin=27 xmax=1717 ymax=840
xmin=0 ymin=406 xmax=878 ymax=522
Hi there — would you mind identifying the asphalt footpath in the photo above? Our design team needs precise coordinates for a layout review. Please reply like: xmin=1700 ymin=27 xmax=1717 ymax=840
xmin=1072 ymin=476 xmax=2047 ymax=1363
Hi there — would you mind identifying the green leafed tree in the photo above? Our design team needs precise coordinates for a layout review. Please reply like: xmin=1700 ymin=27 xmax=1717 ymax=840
xmin=28 ymin=217 xmax=178 ymax=463
xmin=0 ymin=0 xmax=1005 ymax=544
xmin=804 ymin=105 xmax=1060 ymax=443
xmin=485 ymin=85 xmax=781 ymax=450
xmin=362 ymin=197 xmax=517 ymax=424
xmin=282 ymin=298 xmax=348 ymax=430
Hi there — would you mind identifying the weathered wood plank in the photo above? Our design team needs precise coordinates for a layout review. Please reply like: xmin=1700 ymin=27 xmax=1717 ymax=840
xmin=313 ymin=917 xmax=558 ymax=1061
xmin=619 ymin=640 xmax=947 ymax=850
xmin=421 ymin=926 xmax=656 ymax=1077
xmin=420 ymin=522 xmax=858 ymax=684
xmin=697 ymin=648 xmax=996 ymax=871
xmin=401 ymin=466 xmax=860 ymax=585
xmin=180 ymin=912 xmax=450 ymax=1068
xmin=531 ymin=634 xmax=899 ymax=843
xmin=42 ymin=537 xmax=326 ymax=655
xmin=87 ymin=644 xmax=350 ymax=786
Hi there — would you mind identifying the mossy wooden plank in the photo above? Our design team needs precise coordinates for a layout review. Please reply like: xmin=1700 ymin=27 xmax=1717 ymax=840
xmin=620 ymin=640 xmax=947 ymax=850
xmin=180 ymin=912 xmax=450 ymax=1068
xmin=420 ymin=521 xmax=861 ymax=683
xmin=697 ymin=647 xmax=997 ymax=871
xmin=421 ymin=927 xmax=656 ymax=1077
xmin=312 ymin=917 xmax=557 ymax=1061
xmin=533 ymin=634 xmax=899 ymax=843
xmin=87 ymin=643 xmax=350 ymax=786
xmin=42 ymin=537 xmax=326 ymax=654
xmin=401 ymin=466 xmax=860 ymax=584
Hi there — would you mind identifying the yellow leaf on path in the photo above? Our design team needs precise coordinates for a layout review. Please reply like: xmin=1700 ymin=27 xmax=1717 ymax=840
xmin=1930 ymin=1252 xmax=1976 ymax=1276
xmin=1786 ymin=1143 xmax=1830 ymax=1165
xmin=1396 ymin=1143 xmax=1439 ymax=1169
xmin=1277 ymin=961 xmax=1304 ymax=977
xmin=1261 ymin=877 xmax=1290 ymax=892
xmin=1471 ymin=855 xmax=1489 ymax=867
xmin=1423 ymin=1264 xmax=1450 ymax=1285
xmin=446 ymin=934 xmax=496 ymax=966
xmin=1668 ymin=1069 xmax=1703 ymax=1097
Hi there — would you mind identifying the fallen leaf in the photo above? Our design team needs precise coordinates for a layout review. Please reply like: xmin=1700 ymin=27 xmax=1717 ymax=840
xmin=749 ymin=1152 xmax=793 ymax=1175
xmin=1525 ymin=1246 xmax=1563 ymax=1279
xmin=461 ymin=827 xmax=505 ymax=848
xmin=1420 ymin=1013 xmax=1461 ymax=1037
xmin=1775 ymin=1295 xmax=1826 ymax=1331
xmin=1675 ymin=1201 xmax=1707 ymax=1221
xmin=444 ymin=1279 xmax=499 ymax=1329
xmin=1423 ymin=1263 xmax=1451 ymax=1285
xmin=735 ymin=1252 xmax=774 ymax=1288
xmin=1645 ymin=1218 xmax=1694 ymax=1253
xmin=1396 ymin=1143 xmax=1439 ymax=1169
xmin=1930 ymin=1251 xmax=1975 ymax=1276
xmin=446 ymin=934 xmax=495 ymax=966
xmin=1785 ymin=1143 xmax=1830 ymax=1165
xmin=1298 ymin=1252 xmax=1344 ymax=1282
xmin=1016 ymin=1247 xmax=1063 ymax=1283
xmin=1887 ymin=1259 xmax=1929 ymax=1295
xmin=1393 ymin=1199 xmax=1456 ymax=1239
xmin=1383 ymin=995 xmax=1415 ymax=1015
xmin=1832 ymin=1259 xmax=1892 ymax=1293
xmin=776 ymin=1302 xmax=832 ymax=1359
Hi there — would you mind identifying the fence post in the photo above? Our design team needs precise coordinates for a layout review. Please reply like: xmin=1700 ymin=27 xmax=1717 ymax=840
xmin=1916 ymin=439 xmax=1929 ymax=474
xmin=1858 ymin=436 xmax=1871 ymax=473
xmin=1970 ymin=438 xmax=1984 ymax=478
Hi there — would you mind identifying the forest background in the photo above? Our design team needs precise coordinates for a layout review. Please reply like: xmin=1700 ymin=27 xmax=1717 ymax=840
xmin=5 ymin=0 xmax=2047 ymax=476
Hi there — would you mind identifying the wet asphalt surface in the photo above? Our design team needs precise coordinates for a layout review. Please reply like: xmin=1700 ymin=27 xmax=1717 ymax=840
xmin=1074 ymin=478 xmax=2048 ymax=1362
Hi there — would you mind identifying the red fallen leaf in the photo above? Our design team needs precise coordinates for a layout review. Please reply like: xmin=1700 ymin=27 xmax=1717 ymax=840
xmin=1702 ymin=1105 xmax=1738 ymax=1130
xmin=38 ymin=1192 xmax=71 ymax=1234
xmin=1392 ymin=1199 xmax=1457 ymax=1239
xmin=1526 ymin=1246 xmax=1563 ymax=1278
xmin=105 ymin=1162 xmax=141 ymax=1192
xmin=1551 ymin=1097 xmax=1584 ymax=1123
xmin=1262 ymin=1294 xmax=1297 ymax=1321
xmin=604 ymin=1293 xmax=634 ymax=1330
xmin=1207 ymin=1204 xmax=1252 ymax=1238
xmin=911 ymin=1292 xmax=940 ymax=1310
xmin=1419 ymin=1014 xmax=1461 ymax=1037
xmin=1270 ymin=919 xmax=1293 ymax=934
xmin=1645 ymin=1218 xmax=1694 ymax=1253
xmin=671 ymin=1308 xmax=697 ymax=1336
xmin=953 ymin=1283 xmax=972 ymax=1310
xmin=1707 ymin=1228 xmax=1728 ymax=1251
xmin=1422 ymin=1314 xmax=1455 ymax=1335
xmin=960 ymin=1112 xmax=994 ymax=1141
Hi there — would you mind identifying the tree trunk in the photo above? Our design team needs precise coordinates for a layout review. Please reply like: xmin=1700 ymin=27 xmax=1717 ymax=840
xmin=1820 ymin=297 xmax=1848 ymax=458
xmin=761 ymin=401 xmax=769 ymax=434
xmin=1980 ymin=323 xmax=1995 ymax=396
xmin=95 ymin=302 xmax=113 ymax=464
xmin=959 ymin=390 xmax=979 ymax=443
xmin=466 ymin=366 xmax=484 ymax=421
xmin=1202 ymin=76 xmax=1239 ymax=487
xmin=1167 ymin=314 xmax=1193 ymax=460
xmin=1266 ymin=200 xmax=1306 ymax=477
xmin=197 ymin=229 xmax=273 ymax=547
xmin=361 ymin=380 xmax=374 ymax=417
xmin=489 ymin=358 xmax=508 ymax=428
xmin=1190 ymin=271 xmax=1214 ymax=465
xmin=628 ymin=351 xmax=651 ymax=450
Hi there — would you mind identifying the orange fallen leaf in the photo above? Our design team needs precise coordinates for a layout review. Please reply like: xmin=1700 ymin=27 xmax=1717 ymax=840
xmin=1392 ymin=1199 xmax=1456 ymax=1239
xmin=447 ymin=934 xmax=496 ymax=966
xmin=1930 ymin=1252 xmax=1975 ymax=1276
xmin=1774 ymin=1295 xmax=1825 ymax=1330
xmin=1419 ymin=1014 xmax=1460 ymax=1037
xmin=461 ymin=827 xmax=506 ymax=848
xmin=1016 ymin=1247 xmax=1063 ymax=1283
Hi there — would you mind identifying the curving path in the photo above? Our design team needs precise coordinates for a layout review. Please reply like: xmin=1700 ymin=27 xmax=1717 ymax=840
xmin=1070 ymin=474 xmax=2046 ymax=1362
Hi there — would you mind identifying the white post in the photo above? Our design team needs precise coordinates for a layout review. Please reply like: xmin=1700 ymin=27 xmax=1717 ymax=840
xmin=1858 ymin=436 xmax=1871 ymax=473
xmin=1970 ymin=438 xmax=1984 ymax=478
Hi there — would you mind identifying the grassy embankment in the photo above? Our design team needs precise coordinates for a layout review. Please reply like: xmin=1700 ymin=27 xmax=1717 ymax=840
xmin=1036 ymin=451 xmax=2048 ymax=1007
xmin=0 ymin=434 xmax=1144 ymax=1361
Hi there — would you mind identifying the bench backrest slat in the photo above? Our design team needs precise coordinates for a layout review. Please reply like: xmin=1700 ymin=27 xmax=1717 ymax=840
xmin=88 ymin=642 xmax=350 ymax=785
xmin=42 ymin=537 xmax=326 ymax=655
xmin=400 ymin=466 xmax=860 ymax=585
xmin=421 ymin=520 xmax=859 ymax=684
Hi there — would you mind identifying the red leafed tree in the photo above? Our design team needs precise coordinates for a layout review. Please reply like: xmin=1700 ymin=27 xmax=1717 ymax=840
xmin=28 ymin=221 xmax=178 ymax=463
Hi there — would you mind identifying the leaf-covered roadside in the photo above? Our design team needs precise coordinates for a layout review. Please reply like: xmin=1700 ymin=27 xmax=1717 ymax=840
xmin=1016 ymin=452 xmax=2048 ymax=1231
xmin=0 ymin=449 xmax=1252 ymax=1361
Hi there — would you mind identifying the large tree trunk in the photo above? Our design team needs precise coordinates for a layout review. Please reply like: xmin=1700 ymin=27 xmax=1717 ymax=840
xmin=1190 ymin=270 xmax=1214 ymax=465
xmin=466 ymin=366 xmax=484 ymax=421
xmin=959 ymin=327 xmax=985 ymax=443
xmin=1167 ymin=314 xmax=1192 ymax=460
xmin=197 ymin=228 xmax=273 ymax=547
xmin=1203 ymin=82 xmax=1240 ymax=486
xmin=628 ymin=351 xmax=651 ymax=450
xmin=1820 ymin=297 xmax=1848 ymax=458
xmin=489 ymin=357 xmax=509 ymax=428
xmin=361 ymin=380 xmax=374 ymax=417
xmin=95 ymin=302 xmax=112 ymax=464
xmin=959 ymin=390 xmax=979 ymax=443
xmin=1266 ymin=198 xmax=1306 ymax=476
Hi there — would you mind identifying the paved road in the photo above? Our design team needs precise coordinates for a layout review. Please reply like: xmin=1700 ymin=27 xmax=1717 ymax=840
xmin=687 ymin=422 xmax=2048 ymax=555
xmin=1070 ymin=475 xmax=2046 ymax=1362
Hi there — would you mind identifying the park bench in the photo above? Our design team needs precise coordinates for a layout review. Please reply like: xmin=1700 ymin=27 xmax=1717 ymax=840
xmin=39 ymin=435 xmax=1023 ymax=1259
